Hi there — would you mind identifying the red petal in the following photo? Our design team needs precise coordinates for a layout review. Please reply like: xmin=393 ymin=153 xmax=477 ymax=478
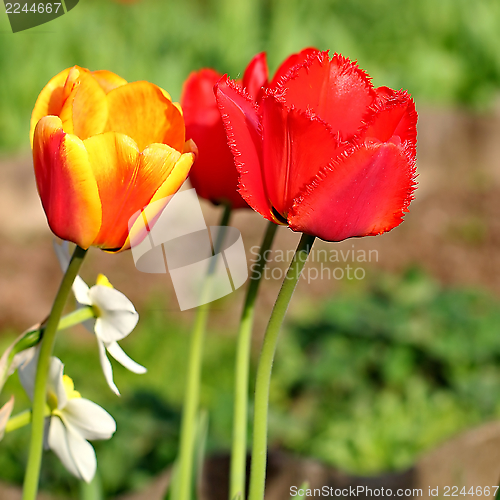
xmin=181 ymin=70 xmax=248 ymax=208
xmin=242 ymin=52 xmax=269 ymax=102
xmin=361 ymin=88 xmax=418 ymax=159
xmin=182 ymin=69 xmax=222 ymax=127
xmin=32 ymin=116 xmax=102 ymax=248
xmin=215 ymin=77 xmax=272 ymax=219
xmin=276 ymin=52 xmax=376 ymax=140
xmin=269 ymin=47 xmax=320 ymax=88
xmin=261 ymin=94 xmax=346 ymax=217
xmin=288 ymin=140 xmax=417 ymax=241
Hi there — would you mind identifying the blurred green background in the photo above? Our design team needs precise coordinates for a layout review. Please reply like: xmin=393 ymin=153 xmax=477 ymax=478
xmin=2 ymin=0 xmax=500 ymax=497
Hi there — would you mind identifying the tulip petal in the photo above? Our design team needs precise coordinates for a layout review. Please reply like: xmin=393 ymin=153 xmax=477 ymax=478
xmin=63 ymin=398 xmax=116 ymax=440
xmin=277 ymin=51 xmax=376 ymax=140
xmin=215 ymin=77 xmax=272 ymax=221
xmin=49 ymin=415 xmax=97 ymax=483
xmin=33 ymin=116 xmax=102 ymax=249
xmin=106 ymin=342 xmax=147 ymax=374
xmin=242 ymin=52 xmax=268 ymax=101
xmin=289 ymin=141 xmax=416 ymax=241
xmin=182 ymin=69 xmax=223 ymax=127
xmin=96 ymin=338 xmax=120 ymax=396
xmin=84 ymin=132 xmax=186 ymax=249
xmin=105 ymin=81 xmax=185 ymax=152
xmin=118 ymin=149 xmax=195 ymax=253
xmin=269 ymin=47 xmax=320 ymax=88
xmin=58 ymin=70 xmax=109 ymax=140
xmin=261 ymin=94 xmax=347 ymax=217
xmin=362 ymin=88 xmax=418 ymax=158
xmin=30 ymin=67 xmax=73 ymax=146
xmin=91 ymin=70 xmax=127 ymax=93
xmin=182 ymin=70 xmax=248 ymax=208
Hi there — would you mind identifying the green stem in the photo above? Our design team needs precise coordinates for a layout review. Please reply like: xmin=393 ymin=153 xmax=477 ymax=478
xmin=230 ymin=222 xmax=277 ymax=500
xmin=5 ymin=410 xmax=31 ymax=433
xmin=57 ymin=306 xmax=94 ymax=331
xmin=247 ymin=233 xmax=315 ymax=500
xmin=22 ymin=245 xmax=87 ymax=500
xmin=5 ymin=406 xmax=51 ymax=434
xmin=176 ymin=205 xmax=232 ymax=500
xmin=12 ymin=307 xmax=94 ymax=357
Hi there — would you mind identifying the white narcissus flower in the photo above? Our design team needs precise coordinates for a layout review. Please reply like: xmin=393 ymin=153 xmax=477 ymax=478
xmin=19 ymin=352 xmax=116 ymax=482
xmin=54 ymin=242 xmax=146 ymax=395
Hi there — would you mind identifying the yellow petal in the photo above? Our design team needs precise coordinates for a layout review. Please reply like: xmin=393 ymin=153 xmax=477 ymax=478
xmin=95 ymin=274 xmax=114 ymax=288
xmin=30 ymin=67 xmax=73 ymax=146
xmin=84 ymin=133 xmax=189 ymax=250
xmin=114 ymin=148 xmax=195 ymax=253
xmin=105 ymin=81 xmax=185 ymax=152
xmin=91 ymin=70 xmax=128 ymax=93
xmin=58 ymin=70 xmax=108 ymax=140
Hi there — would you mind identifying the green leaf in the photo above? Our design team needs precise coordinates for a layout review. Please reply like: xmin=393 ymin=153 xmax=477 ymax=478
xmin=291 ymin=481 xmax=310 ymax=500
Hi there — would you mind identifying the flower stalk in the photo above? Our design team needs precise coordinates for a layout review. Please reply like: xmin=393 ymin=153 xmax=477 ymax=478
xmin=176 ymin=204 xmax=232 ymax=500
xmin=230 ymin=221 xmax=277 ymax=500
xmin=22 ymin=245 xmax=87 ymax=500
xmin=248 ymin=233 xmax=315 ymax=500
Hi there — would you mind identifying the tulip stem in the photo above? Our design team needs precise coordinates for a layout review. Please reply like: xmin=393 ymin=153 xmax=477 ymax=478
xmin=230 ymin=221 xmax=277 ymax=500
xmin=176 ymin=204 xmax=232 ymax=500
xmin=248 ymin=233 xmax=315 ymax=500
xmin=22 ymin=245 xmax=87 ymax=500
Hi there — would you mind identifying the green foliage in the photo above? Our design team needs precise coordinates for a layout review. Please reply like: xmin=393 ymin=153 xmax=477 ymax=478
xmin=2 ymin=269 xmax=500 ymax=495
xmin=2 ymin=0 xmax=500 ymax=152
xmin=270 ymin=268 xmax=500 ymax=473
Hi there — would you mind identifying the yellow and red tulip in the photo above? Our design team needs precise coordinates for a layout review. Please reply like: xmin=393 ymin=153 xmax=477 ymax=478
xmin=31 ymin=66 xmax=196 ymax=252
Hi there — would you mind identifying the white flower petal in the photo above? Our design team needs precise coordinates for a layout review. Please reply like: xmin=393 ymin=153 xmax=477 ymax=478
xmin=106 ymin=342 xmax=147 ymax=374
xmin=48 ymin=357 xmax=67 ymax=410
xmin=97 ymin=338 xmax=120 ymax=396
xmin=89 ymin=286 xmax=137 ymax=313
xmin=49 ymin=415 xmax=97 ymax=483
xmin=8 ymin=345 xmax=37 ymax=378
xmin=63 ymin=398 xmax=116 ymax=441
xmin=1 ymin=323 xmax=43 ymax=394
xmin=0 ymin=396 xmax=15 ymax=441
xmin=53 ymin=241 xmax=92 ymax=305
xmin=18 ymin=346 xmax=40 ymax=401
xmin=94 ymin=311 xmax=138 ymax=344
xmin=82 ymin=317 xmax=97 ymax=334
xmin=48 ymin=416 xmax=84 ymax=480
xmin=73 ymin=276 xmax=92 ymax=306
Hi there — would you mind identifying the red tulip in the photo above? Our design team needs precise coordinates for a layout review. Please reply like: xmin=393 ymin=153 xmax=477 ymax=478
xmin=181 ymin=49 xmax=317 ymax=209
xmin=215 ymin=50 xmax=417 ymax=241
